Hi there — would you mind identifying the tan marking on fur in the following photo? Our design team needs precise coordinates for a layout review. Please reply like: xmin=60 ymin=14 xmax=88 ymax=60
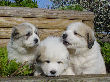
xmin=75 ymin=23 xmax=95 ymax=48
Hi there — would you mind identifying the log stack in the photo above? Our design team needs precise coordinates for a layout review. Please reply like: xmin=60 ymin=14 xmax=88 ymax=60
xmin=0 ymin=7 xmax=94 ymax=47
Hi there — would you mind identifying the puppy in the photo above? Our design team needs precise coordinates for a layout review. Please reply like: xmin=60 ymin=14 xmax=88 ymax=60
xmin=34 ymin=36 xmax=74 ymax=76
xmin=62 ymin=22 xmax=106 ymax=74
xmin=7 ymin=23 xmax=40 ymax=65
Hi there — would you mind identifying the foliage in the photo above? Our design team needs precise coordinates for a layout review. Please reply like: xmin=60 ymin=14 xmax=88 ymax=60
xmin=50 ymin=0 xmax=75 ymax=9
xmin=0 ymin=0 xmax=12 ymax=6
xmin=0 ymin=47 xmax=33 ymax=77
xmin=0 ymin=0 xmax=38 ymax=8
xmin=81 ymin=1 xmax=110 ymax=34
xmin=20 ymin=0 xmax=38 ymax=8
xmin=14 ymin=0 xmax=24 ymax=4
xmin=59 ymin=4 xmax=83 ymax=11
xmin=98 ymin=40 xmax=110 ymax=73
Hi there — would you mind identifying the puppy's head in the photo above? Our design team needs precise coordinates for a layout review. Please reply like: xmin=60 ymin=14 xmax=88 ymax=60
xmin=62 ymin=22 xmax=95 ymax=49
xmin=36 ymin=37 xmax=69 ymax=76
xmin=11 ymin=22 xmax=40 ymax=48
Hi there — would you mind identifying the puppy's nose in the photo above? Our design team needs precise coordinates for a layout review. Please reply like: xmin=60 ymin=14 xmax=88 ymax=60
xmin=62 ymin=34 xmax=67 ymax=39
xmin=34 ymin=38 xmax=38 ymax=43
xmin=50 ymin=70 xmax=56 ymax=74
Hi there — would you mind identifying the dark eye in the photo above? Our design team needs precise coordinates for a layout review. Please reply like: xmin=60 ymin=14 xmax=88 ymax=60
xmin=74 ymin=31 xmax=78 ymax=35
xmin=57 ymin=61 xmax=63 ymax=64
xmin=45 ymin=60 xmax=50 ymax=63
xmin=26 ymin=32 xmax=31 ymax=36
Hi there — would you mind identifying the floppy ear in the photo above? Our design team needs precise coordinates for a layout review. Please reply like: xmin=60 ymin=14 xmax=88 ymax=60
xmin=11 ymin=27 xmax=19 ymax=40
xmin=86 ymin=33 xmax=95 ymax=49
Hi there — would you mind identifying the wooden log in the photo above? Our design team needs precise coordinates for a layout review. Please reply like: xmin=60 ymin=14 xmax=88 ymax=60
xmin=0 ymin=28 xmax=64 ymax=39
xmin=0 ymin=28 xmax=64 ymax=47
xmin=0 ymin=7 xmax=94 ymax=47
xmin=0 ymin=39 xmax=9 ymax=47
xmin=0 ymin=74 xmax=110 ymax=82
xmin=82 ymin=20 xmax=94 ymax=29
xmin=0 ymin=17 xmax=82 ymax=28
xmin=0 ymin=7 xmax=94 ymax=20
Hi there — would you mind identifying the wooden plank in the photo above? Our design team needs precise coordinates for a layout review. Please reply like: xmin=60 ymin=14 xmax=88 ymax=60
xmin=0 ymin=28 xmax=12 ymax=38
xmin=0 ymin=39 xmax=9 ymax=47
xmin=0 ymin=74 xmax=110 ymax=82
xmin=0 ymin=17 xmax=82 ymax=28
xmin=0 ymin=28 xmax=64 ymax=47
xmin=0 ymin=7 xmax=94 ymax=20
xmin=82 ymin=20 xmax=94 ymax=29
xmin=0 ymin=28 xmax=64 ymax=39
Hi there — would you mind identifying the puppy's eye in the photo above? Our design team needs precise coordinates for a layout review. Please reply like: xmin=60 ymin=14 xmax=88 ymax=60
xmin=74 ymin=31 xmax=82 ymax=37
xmin=74 ymin=31 xmax=78 ymax=35
xmin=26 ymin=32 xmax=31 ymax=36
xmin=45 ymin=60 xmax=50 ymax=63
xmin=57 ymin=61 xmax=63 ymax=64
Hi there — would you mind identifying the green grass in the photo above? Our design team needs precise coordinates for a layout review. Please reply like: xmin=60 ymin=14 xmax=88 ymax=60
xmin=0 ymin=47 xmax=33 ymax=77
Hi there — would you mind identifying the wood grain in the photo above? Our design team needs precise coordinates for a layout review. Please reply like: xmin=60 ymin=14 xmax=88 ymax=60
xmin=0 ymin=29 xmax=64 ymax=47
xmin=0 ymin=7 xmax=94 ymax=20
xmin=0 ymin=7 xmax=94 ymax=47
xmin=0 ymin=28 xmax=64 ymax=39
xmin=0 ymin=17 xmax=82 ymax=28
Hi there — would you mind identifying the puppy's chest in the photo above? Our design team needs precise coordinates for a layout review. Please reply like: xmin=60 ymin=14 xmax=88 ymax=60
xmin=16 ymin=53 xmax=36 ymax=64
xmin=21 ymin=54 xmax=35 ymax=61
xmin=70 ymin=55 xmax=91 ymax=70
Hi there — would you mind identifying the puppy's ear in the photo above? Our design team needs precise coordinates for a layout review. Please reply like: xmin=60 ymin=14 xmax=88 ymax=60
xmin=86 ymin=33 xmax=95 ymax=49
xmin=11 ymin=27 xmax=19 ymax=40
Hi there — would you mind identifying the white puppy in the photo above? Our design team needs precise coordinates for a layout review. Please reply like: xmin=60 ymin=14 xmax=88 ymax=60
xmin=34 ymin=36 xmax=74 ymax=76
xmin=62 ymin=22 xmax=106 ymax=74
xmin=7 ymin=22 xmax=40 ymax=65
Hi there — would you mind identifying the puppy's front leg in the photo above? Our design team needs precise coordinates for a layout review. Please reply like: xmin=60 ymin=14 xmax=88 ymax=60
xmin=34 ymin=70 xmax=41 ymax=76
xmin=34 ymin=64 xmax=42 ymax=76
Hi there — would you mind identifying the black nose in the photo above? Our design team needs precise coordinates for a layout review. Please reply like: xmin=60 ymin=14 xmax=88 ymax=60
xmin=34 ymin=38 xmax=38 ymax=43
xmin=50 ymin=70 xmax=56 ymax=74
xmin=62 ymin=34 xmax=67 ymax=39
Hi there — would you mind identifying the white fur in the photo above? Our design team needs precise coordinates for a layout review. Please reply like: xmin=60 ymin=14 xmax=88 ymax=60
xmin=62 ymin=22 xmax=106 ymax=74
xmin=7 ymin=22 xmax=40 ymax=65
xmin=34 ymin=36 xmax=75 ymax=76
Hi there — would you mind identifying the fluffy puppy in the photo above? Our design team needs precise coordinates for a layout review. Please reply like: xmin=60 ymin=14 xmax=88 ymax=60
xmin=34 ymin=36 xmax=74 ymax=76
xmin=62 ymin=22 xmax=106 ymax=74
xmin=7 ymin=22 xmax=40 ymax=65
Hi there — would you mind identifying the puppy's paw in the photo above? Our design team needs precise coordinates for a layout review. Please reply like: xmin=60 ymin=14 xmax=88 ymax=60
xmin=34 ymin=71 xmax=41 ymax=76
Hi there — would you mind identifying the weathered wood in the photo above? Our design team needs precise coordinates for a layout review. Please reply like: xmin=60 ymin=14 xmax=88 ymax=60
xmin=0 ymin=28 xmax=64 ymax=47
xmin=0 ymin=28 xmax=64 ymax=39
xmin=0 ymin=7 xmax=94 ymax=20
xmin=0 ymin=7 xmax=94 ymax=47
xmin=0 ymin=74 xmax=110 ymax=82
xmin=82 ymin=20 xmax=94 ymax=29
xmin=0 ymin=39 xmax=9 ymax=47
xmin=0 ymin=17 xmax=82 ymax=28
